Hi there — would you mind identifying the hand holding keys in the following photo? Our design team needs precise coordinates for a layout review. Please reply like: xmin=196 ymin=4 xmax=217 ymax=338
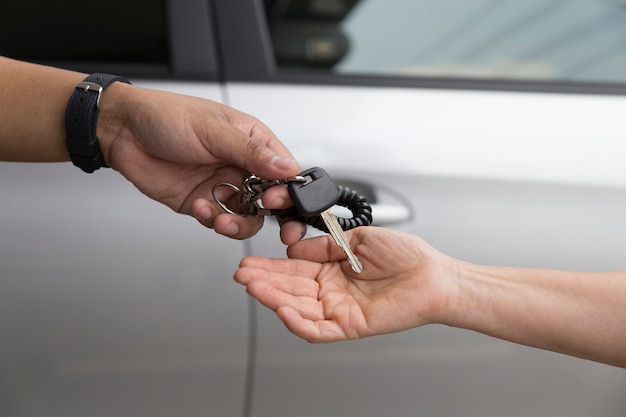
xmin=212 ymin=167 xmax=372 ymax=273
xmin=288 ymin=167 xmax=366 ymax=273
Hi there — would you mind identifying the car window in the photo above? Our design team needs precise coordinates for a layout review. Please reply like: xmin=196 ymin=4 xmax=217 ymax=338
xmin=0 ymin=0 xmax=170 ymax=79
xmin=264 ymin=0 xmax=626 ymax=86
xmin=0 ymin=1 xmax=167 ymax=64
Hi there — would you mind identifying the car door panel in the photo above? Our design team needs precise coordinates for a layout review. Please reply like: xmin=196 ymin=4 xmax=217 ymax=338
xmin=0 ymin=82 xmax=250 ymax=417
xmin=226 ymin=83 xmax=626 ymax=416
xmin=246 ymin=173 xmax=626 ymax=417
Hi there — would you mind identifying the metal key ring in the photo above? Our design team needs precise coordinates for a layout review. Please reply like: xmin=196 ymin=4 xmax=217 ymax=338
xmin=213 ymin=174 xmax=309 ymax=217
xmin=212 ymin=182 xmax=248 ymax=216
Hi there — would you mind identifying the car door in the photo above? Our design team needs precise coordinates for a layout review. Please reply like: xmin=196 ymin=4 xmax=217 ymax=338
xmin=214 ymin=1 xmax=626 ymax=416
xmin=0 ymin=1 xmax=250 ymax=416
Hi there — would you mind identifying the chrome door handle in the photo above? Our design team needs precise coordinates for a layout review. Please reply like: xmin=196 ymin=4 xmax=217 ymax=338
xmin=332 ymin=203 xmax=411 ymax=226
xmin=370 ymin=203 xmax=411 ymax=225
xmin=331 ymin=179 xmax=413 ymax=226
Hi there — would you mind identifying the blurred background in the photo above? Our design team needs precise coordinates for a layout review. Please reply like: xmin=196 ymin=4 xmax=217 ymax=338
xmin=1 ymin=1 xmax=626 ymax=416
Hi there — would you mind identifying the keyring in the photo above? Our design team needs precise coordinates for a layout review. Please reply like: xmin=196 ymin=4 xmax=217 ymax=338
xmin=212 ymin=174 xmax=307 ymax=217
xmin=212 ymin=182 xmax=249 ymax=216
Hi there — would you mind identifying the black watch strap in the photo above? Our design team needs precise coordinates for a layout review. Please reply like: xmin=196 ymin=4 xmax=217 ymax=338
xmin=65 ymin=73 xmax=131 ymax=173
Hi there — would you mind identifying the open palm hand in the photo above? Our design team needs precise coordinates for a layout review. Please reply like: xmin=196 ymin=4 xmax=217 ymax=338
xmin=235 ymin=227 xmax=456 ymax=342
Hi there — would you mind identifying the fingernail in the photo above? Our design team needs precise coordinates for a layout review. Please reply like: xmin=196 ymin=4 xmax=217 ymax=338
xmin=271 ymin=155 xmax=297 ymax=170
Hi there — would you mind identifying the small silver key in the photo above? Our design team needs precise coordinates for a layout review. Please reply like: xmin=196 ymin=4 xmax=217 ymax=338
xmin=288 ymin=167 xmax=363 ymax=273
xmin=320 ymin=209 xmax=363 ymax=273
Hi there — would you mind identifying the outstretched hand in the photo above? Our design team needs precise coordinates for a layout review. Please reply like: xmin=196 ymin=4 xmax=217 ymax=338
xmin=98 ymin=83 xmax=304 ymax=242
xmin=234 ymin=227 xmax=457 ymax=342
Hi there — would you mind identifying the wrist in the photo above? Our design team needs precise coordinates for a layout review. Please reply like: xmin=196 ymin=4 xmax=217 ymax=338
xmin=95 ymin=81 xmax=134 ymax=166
xmin=426 ymin=254 xmax=469 ymax=327
xmin=65 ymin=73 xmax=131 ymax=172
xmin=398 ymin=235 xmax=467 ymax=330
xmin=445 ymin=261 xmax=521 ymax=335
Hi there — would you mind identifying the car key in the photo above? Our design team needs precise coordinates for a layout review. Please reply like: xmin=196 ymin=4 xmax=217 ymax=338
xmin=288 ymin=167 xmax=363 ymax=273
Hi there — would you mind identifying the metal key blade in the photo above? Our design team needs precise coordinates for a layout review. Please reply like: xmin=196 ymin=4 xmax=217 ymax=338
xmin=320 ymin=209 xmax=363 ymax=273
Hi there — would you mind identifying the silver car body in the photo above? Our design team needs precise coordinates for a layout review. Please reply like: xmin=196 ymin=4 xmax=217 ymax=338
xmin=1 ymin=0 xmax=626 ymax=416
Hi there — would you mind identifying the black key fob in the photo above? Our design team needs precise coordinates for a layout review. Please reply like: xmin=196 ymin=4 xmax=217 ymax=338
xmin=288 ymin=167 xmax=340 ymax=217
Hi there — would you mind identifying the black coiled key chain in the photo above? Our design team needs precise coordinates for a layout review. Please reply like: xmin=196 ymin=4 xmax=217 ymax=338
xmin=277 ymin=184 xmax=373 ymax=233
xmin=212 ymin=169 xmax=373 ymax=232
xmin=279 ymin=166 xmax=371 ymax=273
xmin=212 ymin=167 xmax=373 ymax=273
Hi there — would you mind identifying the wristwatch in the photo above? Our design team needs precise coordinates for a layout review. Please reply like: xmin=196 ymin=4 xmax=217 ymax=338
xmin=65 ymin=73 xmax=131 ymax=173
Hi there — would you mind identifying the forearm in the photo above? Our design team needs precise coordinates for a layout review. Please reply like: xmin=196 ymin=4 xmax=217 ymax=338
xmin=447 ymin=262 xmax=626 ymax=367
xmin=0 ymin=56 xmax=85 ymax=161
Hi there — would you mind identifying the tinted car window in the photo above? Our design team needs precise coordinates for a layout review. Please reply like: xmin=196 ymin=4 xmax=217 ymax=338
xmin=0 ymin=1 xmax=168 ymax=65
xmin=265 ymin=0 xmax=626 ymax=85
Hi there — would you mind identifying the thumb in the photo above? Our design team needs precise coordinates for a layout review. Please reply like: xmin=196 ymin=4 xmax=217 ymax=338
xmin=287 ymin=234 xmax=349 ymax=263
xmin=214 ymin=124 xmax=301 ymax=179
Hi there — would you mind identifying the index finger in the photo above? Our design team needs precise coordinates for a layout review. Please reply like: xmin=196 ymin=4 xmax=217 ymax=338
xmin=228 ymin=113 xmax=302 ymax=180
